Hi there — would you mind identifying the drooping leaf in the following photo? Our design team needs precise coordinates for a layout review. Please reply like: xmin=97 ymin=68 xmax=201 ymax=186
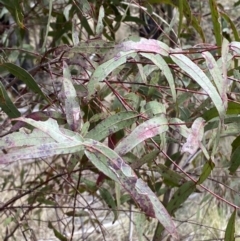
xmin=0 ymin=141 xmax=85 ymax=165
xmin=12 ymin=118 xmax=82 ymax=143
xmin=87 ymin=50 xmax=136 ymax=98
xmin=83 ymin=139 xmax=177 ymax=238
xmin=104 ymin=38 xmax=170 ymax=62
xmin=224 ymin=210 xmax=236 ymax=241
xmin=171 ymin=52 xmax=225 ymax=118
xmin=0 ymin=129 xmax=55 ymax=149
xmin=0 ymin=82 xmax=21 ymax=118
xmin=0 ymin=118 xmax=85 ymax=164
xmin=86 ymin=111 xmax=138 ymax=141
xmin=0 ymin=63 xmax=50 ymax=102
xmin=115 ymin=116 xmax=168 ymax=156
xmin=140 ymin=53 xmax=176 ymax=102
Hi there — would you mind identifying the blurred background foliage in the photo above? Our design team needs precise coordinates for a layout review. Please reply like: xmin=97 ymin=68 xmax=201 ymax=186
xmin=1 ymin=0 xmax=240 ymax=240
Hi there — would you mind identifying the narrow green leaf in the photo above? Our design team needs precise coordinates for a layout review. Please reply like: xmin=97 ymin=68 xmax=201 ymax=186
xmin=153 ymin=181 xmax=195 ymax=239
xmin=13 ymin=118 xmax=83 ymax=143
xmin=130 ymin=150 xmax=159 ymax=169
xmin=157 ymin=164 xmax=186 ymax=187
xmin=0 ymin=118 xmax=85 ymax=164
xmin=197 ymin=160 xmax=215 ymax=184
xmin=140 ymin=53 xmax=176 ymax=102
xmin=229 ymin=146 xmax=240 ymax=174
xmin=63 ymin=4 xmax=71 ymax=21
xmin=86 ymin=111 xmax=138 ymax=141
xmin=182 ymin=0 xmax=205 ymax=41
xmin=202 ymin=51 xmax=225 ymax=101
xmin=3 ymin=217 xmax=13 ymax=226
xmin=177 ymin=0 xmax=183 ymax=37
xmin=88 ymin=50 xmax=136 ymax=98
xmin=231 ymin=136 xmax=240 ymax=153
xmin=209 ymin=0 xmax=222 ymax=48
xmin=135 ymin=212 xmax=146 ymax=241
xmin=224 ymin=210 xmax=236 ymax=241
xmin=211 ymin=121 xmax=221 ymax=158
xmin=62 ymin=62 xmax=81 ymax=131
xmin=84 ymin=141 xmax=119 ymax=182
xmin=167 ymin=181 xmax=196 ymax=214
xmin=70 ymin=40 xmax=115 ymax=55
xmin=1 ymin=0 xmax=24 ymax=28
xmin=84 ymin=139 xmax=177 ymax=238
xmin=203 ymin=102 xmax=240 ymax=121
xmin=42 ymin=0 xmax=53 ymax=51
xmin=0 ymin=129 xmax=54 ymax=149
xmin=220 ymin=12 xmax=240 ymax=41
xmin=65 ymin=210 xmax=89 ymax=217
xmin=14 ymin=6 xmax=24 ymax=29
xmin=115 ymin=116 xmax=168 ymax=156
xmin=171 ymin=52 xmax=225 ymax=118
xmin=48 ymin=221 xmax=68 ymax=241
xmin=145 ymin=101 xmax=166 ymax=117
xmin=148 ymin=0 xmax=205 ymax=41
xmin=96 ymin=5 xmax=104 ymax=35
xmin=99 ymin=187 xmax=118 ymax=222
xmin=0 ymin=141 xmax=84 ymax=164
xmin=0 ymin=82 xmax=20 ymax=118
xmin=36 ymin=197 xmax=56 ymax=205
xmin=0 ymin=63 xmax=50 ymax=102
xmin=80 ymin=15 xmax=94 ymax=36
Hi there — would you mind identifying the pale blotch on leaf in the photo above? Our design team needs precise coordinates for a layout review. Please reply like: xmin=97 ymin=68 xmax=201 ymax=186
xmin=181 ymin=117 xmax=205 ymax=155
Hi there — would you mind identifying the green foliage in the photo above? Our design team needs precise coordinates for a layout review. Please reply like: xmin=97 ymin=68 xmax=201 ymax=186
xmin=0 ymin=0 xmax=240 ymax=240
